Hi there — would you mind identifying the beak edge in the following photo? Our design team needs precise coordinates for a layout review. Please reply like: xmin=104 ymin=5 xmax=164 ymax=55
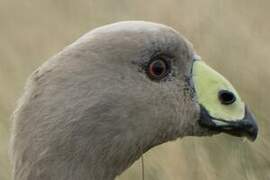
xmin=199 ymin=105 xmax=258 ymax=141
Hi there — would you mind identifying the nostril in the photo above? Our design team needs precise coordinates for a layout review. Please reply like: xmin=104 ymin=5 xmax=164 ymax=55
xmin=218 ymin=90 xmax=236 ymax=105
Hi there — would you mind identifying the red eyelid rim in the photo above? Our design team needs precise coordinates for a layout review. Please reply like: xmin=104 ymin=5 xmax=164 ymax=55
xmin=149 ymin=60 xmax=166 ymax=77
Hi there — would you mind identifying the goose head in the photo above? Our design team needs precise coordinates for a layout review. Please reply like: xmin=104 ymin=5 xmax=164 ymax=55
xmin=11 ymin=21 xmax=258 ymax=180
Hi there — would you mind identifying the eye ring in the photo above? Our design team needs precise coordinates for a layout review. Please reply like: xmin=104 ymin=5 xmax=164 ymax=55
xmin=218 ymin=90 xmax=236 ymax=105
xmin=146 ymin=58 xmax=170 ymax=80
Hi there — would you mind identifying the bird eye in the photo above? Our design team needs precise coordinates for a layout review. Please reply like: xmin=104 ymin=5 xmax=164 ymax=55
xmin=218 ymin=90 xmax=236 ymax=105
xmin=147 ymin=59 xmax=170 ymax=80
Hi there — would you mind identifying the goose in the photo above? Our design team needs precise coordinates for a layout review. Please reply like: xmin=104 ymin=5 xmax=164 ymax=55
xmin=10 ymin=21 xmax=258 ymax=180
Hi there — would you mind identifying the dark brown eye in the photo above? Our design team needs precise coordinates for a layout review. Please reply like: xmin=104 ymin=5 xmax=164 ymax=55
xmin=218 ymin=90 xmax=236 ymax=105
xmin=147 ymin=59 xmax=170 ymax=80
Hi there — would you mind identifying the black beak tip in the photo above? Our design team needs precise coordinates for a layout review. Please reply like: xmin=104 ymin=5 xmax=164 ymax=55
xmin=246 ymin=122 xmax=258 ymax=141
xmin=243 ymin=106 xmax=258 ymax=141
xmin=225 ymin=108 xmax=259 ymax=142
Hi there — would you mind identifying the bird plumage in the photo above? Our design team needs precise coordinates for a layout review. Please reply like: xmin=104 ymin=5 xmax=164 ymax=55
xmin=10 ymin=21 xmax=257 ymax=180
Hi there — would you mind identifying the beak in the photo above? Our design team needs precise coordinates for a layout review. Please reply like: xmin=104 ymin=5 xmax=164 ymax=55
xmin=199 ymin=105 xmax=258 ymax=141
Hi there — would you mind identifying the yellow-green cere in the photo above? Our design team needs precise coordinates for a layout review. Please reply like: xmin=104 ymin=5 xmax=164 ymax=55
xmin=192 ymin=60 xmax=245 ymax=122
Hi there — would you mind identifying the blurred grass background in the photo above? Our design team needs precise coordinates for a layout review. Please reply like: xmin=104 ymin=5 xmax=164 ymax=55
xmin=1 ymin=0 xmax=270 ymax=180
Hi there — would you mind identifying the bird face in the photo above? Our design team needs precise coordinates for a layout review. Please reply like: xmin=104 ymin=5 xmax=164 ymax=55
xmin=74 ymin=21 xmax=259 ymax=145
xmin=92 ymin=21 xmax=259 ymax=143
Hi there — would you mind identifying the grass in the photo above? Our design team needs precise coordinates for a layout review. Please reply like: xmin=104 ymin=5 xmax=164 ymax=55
xmin=1 ymin=0 xmax=270 ymax=179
